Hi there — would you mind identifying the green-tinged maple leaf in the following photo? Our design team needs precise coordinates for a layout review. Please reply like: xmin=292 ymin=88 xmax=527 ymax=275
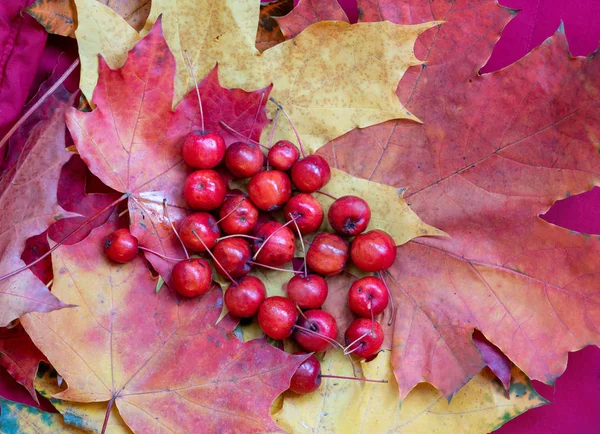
xmin=0 ymin=397 xmax=85 ymax=433
xmin=35 ymin=365 xmax=131 ymax=433
xmin=22 ymin=216 xmax=307 ymax=433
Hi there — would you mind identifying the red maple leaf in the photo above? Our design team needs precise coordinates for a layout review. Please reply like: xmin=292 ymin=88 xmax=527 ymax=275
xmin=0 ymin=84 xmax=76 ymax=326
xmin=0 ymin=324 xmax=46 ymax=403
xmin=66 ymin=20 xmax=271 ymax=288
xmin=21 ymin=155 xmax=121 ymax=285
xmin=275 ymin=0 xmax=349 ymax=39
xmin=318 ymin=0 xmax=600 ymax=397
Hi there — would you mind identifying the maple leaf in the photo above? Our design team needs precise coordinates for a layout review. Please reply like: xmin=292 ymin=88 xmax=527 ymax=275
xmin=473 ymin=331 xmax=512 ymax=391
xmin=66 ymin=21 xmax=270 ymax=288
xmin=72 ymin=0 xmax=438 ymax=155
xmin=142 ymin=0 xmax=261 ymax=103
xmin=0 ymin=85 xmax=76 ymax=326
xmin=35 ymin=366 xmax=131 ymax=433
xmin=72 ymin=0 xmax=141 ymax=100
xmin=21 ymin=155 xmax=120 ymax=286
xmin=255 ymin=0 xmax=294 ymax=52
xmin=26 ymin=0 xmax=151 ymax=38
xmin=316 ymin=168 xmax=445 ymax=245
xmin=251 ymin=20 xmax=437 ymax=154
xmin=0 ymin=397 xmax=85 ymax=433
xmin=317 ymin=0 xmax=600 ymax=398
xmin=21 ymin=216 xmax=307 ymax=433
xmin=275 ymin=0 xmax=349 ymax=39
xmin=274 ymin=350 xmax=546 ymax=433
xmin=0 ymin=325 xmax=46 ymax=403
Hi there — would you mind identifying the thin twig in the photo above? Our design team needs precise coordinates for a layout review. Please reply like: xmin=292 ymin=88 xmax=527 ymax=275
xmin=0 ymin=59 xmax=80 ymax=150
xmin=183 ymin=50 xmax=204 ymax=132
xmin=162 ymin=199 xmax=189 ymax=260
xmin=269 ymin=97 xmax=306 ymax=157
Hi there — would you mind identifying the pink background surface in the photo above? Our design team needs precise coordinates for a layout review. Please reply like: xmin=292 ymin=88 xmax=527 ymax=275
xmin=0 ymin=0 xmax=598 ymax=432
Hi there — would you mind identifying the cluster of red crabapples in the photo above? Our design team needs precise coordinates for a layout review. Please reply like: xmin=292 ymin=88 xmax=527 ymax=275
xmin=102 ymin=62 xmax=394 ymax=393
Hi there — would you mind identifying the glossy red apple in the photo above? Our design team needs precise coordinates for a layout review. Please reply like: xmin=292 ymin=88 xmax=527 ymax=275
xmin=224 ymin=276 xmax=266 ymax=318
xmin=252 ymin=221 xmax=295 ymax=267
xmin=218 ymin=195 xmax=259 ymax=235
xmin=171 ymin=258 xmax=212 ymax=297
xmin=328 ymin=195 xmax=371 ymax=237
xmin=283 ymin=193 xmax=324 ymax=234
xmin=268 ymin=140 xmax=299 ymax=171
xmin=179 ymin=212 xmax=220 ymax=252
xmin=306 ymin=232 xmax=348 ymax=276
xmin=181 ymin=130 xmax=226 ymax=169
xmin=212 ymin=238 xmax=252 ymax=279
xmin=183 ymin=170 xmax=226 ymax=211
xmin=290 ymin=155 xmax=331 ymax=193
xmin=224 ymin=142 xmax=264 ymax=178
xmin=257 ymin=296 xmax=298 ymax=340
xmin=350 ymin=230 xmax=396 ymax=272
xmin=248 ymin=170 xmax=292 ymax=211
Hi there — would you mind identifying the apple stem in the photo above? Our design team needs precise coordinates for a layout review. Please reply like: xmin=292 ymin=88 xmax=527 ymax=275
xmin=295 ymin=304 xmax=311 ymax=323
xmin=316 ymin=190 xmax=338 ymax=201
xmin=0 ymin=58 xmax=80 ymax=151
xmin=219 ymin=121 xmax=270 ymax=150
xmin=216 ymin=234 xmax=262 ymax=242
xmin=378 ymin=271 xmax=395 ymax=326
xmin=344 ymin=345 xmax=362 ymax=356
xmin=319 ymin=374 xmax=388 ymax=384
xmin=191 ymin=229 xmax=237 ymax=285
xmin=0 ymin=193 xmax=127 ymax=283
xmin=293 ymin=324 xmax=346 ymax=351
xmin=100 ymin=397 xmax=115 ymax=434
xmin=269 ymin=97 xmax=306 ymax=158
xmin=252 ymin=216 xmax=299 ymax=261
xmin=266 ymin=108 xmax=280 ymax=171
xmin=183 ymin=50 xmax=205 ymax=132
xmin=343 ymin=328 xmax=373 ymax=355
xmin=162 ymin=199 xmax=189 ymax=260
xmin=214 ymin=198 xmax=247 ymax=225
xmin=247 ymin=261 xmax=303 ymax=274
xmin=247 ymin=91 xmax=265 ymax=145
xmin=268 ymin=108 xmax=280 ymax=149
xmin=139 ymin=247 xmax=185 ymax=262
xmin=288 ymin=213 xmax=307 ymax=277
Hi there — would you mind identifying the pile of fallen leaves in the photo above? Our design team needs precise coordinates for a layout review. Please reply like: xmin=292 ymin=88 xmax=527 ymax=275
xmin=0 ymin=0 xmax=598 ymax=432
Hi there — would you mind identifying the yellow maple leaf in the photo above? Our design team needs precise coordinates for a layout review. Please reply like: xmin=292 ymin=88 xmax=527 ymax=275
xmin=251 ymin=21 xmax=438 ymax=153
xmin=142 ymin=0 xmax=261 ymax=104
xmin=34 ymin=367 xmax=131 ymax=434
xmin=73 ymin=1 xmax=436 ymax=153
xmin=74 ymin=0 xmax=140 ymax=99
xmin=274 ymin=350 xmax=547 ymax=433
xmin=293 ymin=168 xmax=446 ymax=257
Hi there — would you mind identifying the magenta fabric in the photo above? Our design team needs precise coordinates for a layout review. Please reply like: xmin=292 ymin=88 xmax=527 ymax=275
xmin=0 ymin=0 xmax=47 ymax=140
xmin=482 ymin=0 xmax=600 ymax=72
xmin=0 ymin=1 xmax=598 ymax=432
